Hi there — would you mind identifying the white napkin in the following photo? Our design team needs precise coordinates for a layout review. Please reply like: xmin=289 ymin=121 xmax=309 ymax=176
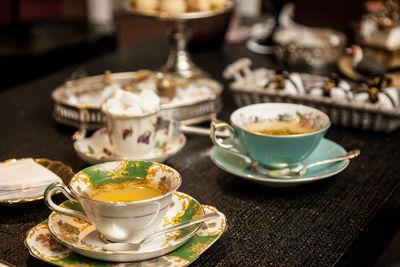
xmin=0 ymin=158 xmax=63 ymax=191
xmin=0 ymin=187 xmax=47 ymax=201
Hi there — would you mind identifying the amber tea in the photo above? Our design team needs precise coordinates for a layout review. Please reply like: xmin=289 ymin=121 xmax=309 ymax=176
xmin=244 ymin=119 xmax=319 ymax=136
xmin=90 ymin=182 xmax=162 ymax=202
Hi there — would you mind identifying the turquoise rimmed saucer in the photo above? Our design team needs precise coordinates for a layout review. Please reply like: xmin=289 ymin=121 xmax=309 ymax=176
xmin=210 ymin=138 xmax=349 ymax=187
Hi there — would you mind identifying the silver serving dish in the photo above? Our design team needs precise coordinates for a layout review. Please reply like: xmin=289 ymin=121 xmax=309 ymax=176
xmin=52 ymin=71 xmax=223 ymax=130
xmin=274 ymin=25 xmax=347 ymax=67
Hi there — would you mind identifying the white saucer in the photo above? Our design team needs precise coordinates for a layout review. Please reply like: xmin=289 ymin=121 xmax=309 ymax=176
xmin=44 ymin=192 xmax=224 ymax=262
xmin=74 ymin=128 xmax=186 ymax=164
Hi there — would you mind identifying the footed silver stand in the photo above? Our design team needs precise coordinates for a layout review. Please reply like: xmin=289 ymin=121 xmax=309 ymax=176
xmin=125 ymin=1 xmax=234 ymax=78
xmin=162 ymin=20 xmax=204 ymax=78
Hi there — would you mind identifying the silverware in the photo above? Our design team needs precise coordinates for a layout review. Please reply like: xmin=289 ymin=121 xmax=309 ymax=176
xmin=102 ymin=212 xmax=219 ymax=252
xmin=166 ymin=119 xmax=231 ymax=138
xmin=266 ymin=149 xmax=360 ymax=178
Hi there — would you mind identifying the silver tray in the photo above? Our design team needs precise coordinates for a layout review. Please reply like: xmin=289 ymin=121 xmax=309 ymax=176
xmin=52 ymin=71 xmax=223 ymax=129
xmin=273 ymin=26 xmax=346 ymax=67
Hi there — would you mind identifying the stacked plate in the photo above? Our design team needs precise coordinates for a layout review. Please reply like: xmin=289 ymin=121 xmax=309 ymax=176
xmin=25 ymin=191 xmax=226 ymax=266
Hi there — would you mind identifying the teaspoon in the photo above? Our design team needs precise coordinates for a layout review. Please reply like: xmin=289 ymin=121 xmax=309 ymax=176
xmin=103 ymin=212 xmax=219 ymax=252
xmin=266 ymin=149 xmax=360 ymax=178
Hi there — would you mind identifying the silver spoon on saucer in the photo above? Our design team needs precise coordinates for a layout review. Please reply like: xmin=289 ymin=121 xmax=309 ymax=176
xmin=103 ymin=212 xmax=219 ymax=252
xmin=266 ymin=149 xmax=360 ymax=178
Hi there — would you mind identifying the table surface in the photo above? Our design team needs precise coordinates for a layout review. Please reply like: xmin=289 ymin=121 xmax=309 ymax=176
xmin=1 ymin=37 xmax=400 ymax=267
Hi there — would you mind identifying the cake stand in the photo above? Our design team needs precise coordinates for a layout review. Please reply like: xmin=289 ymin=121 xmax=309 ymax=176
xmin=124 ymin=1 xmax=234 ymax=78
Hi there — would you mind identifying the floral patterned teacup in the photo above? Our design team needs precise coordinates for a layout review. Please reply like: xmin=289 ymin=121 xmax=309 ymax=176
xmin=210 ymin=103 xmax=331 ymax=169
xmin=102 ymin=106 xmax=159 ymax=157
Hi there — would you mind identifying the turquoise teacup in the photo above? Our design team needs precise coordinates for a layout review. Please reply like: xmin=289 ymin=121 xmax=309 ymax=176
xmin=210 ymin=103 xmax=331 ymax=169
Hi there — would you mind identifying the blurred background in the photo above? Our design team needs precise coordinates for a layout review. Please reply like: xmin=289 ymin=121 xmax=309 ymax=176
xmin=0 ymin=0 xmax=168 ymax=91
xmin=0 ymin=0 xmax=393 ymax=89
xmin=0 ymin=0 xmax=367 ymax=90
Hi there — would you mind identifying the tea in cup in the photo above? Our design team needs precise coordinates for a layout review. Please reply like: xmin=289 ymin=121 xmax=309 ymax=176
xmin=44 ymin=160 xmax=181 ymax=243
xmin=102 ymin=89 xmax=160 ymax=157
xmin=210 ymin=103 xmax=331 ymax=169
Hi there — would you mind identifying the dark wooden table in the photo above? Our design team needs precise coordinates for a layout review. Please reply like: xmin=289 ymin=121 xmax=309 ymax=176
xmin=0 ymin=37 xmax=400 ymax=267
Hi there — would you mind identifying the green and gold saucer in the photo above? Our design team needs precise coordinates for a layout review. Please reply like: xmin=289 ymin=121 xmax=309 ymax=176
xmin=25 ymin=192 xmax=226 ymax=265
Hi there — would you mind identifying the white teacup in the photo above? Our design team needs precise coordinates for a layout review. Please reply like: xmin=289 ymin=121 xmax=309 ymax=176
xmin=44 ymin=160 xmax=181 ymax=243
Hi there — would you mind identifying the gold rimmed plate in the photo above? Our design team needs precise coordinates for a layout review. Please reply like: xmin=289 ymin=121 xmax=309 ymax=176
xmin=0 ymin=158 xmax=74 ymax=205
xmin=43 ymin=192 xmax=224 ymax=263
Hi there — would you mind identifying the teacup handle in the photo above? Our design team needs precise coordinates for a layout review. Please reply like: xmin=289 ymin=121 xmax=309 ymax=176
xmin=210 ymin=120 xmax=248 ymax=157
xmin=210 ymin=121 xmax=234 ymax=149
xmin=144 ymin=202 xmax=161 ymax=228
xmin=44 ymin=182 xmax=89 ymax=222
